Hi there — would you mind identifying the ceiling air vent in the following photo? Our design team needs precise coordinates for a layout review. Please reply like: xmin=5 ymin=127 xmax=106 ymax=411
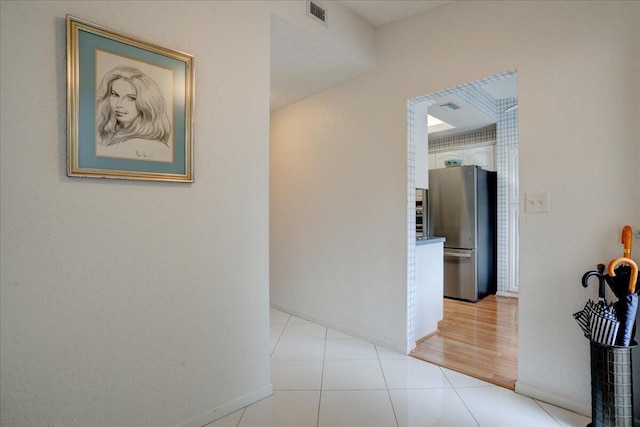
xmin=439 ymin=102 xmax=461 ymax=111
xmin=307 ymin=0 xmax=328 ymax=27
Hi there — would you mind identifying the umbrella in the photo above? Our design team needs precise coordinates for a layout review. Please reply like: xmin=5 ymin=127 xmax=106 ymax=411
xmin=576 ymin=264 xmax=620 ymax=346
xmin=608 ymin=225 xmax=635 ymax=300
xmin=621 ymin=225 xmax=633 ymax=258
xmin=606 ymin=257 xmax=639 ymax=347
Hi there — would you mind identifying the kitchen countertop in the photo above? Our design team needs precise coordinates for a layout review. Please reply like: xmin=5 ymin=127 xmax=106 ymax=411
xmin=416 ymin=236 xmax=446 ymax=246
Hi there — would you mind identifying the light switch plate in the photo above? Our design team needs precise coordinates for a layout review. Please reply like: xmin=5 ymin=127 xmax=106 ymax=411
xmin=525 ymin=192 xmax=550 ymax=213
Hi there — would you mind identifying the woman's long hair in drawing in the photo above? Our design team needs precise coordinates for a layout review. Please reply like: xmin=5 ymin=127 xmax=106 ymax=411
xmin=96 ymin=66 xmax=171 ymax=147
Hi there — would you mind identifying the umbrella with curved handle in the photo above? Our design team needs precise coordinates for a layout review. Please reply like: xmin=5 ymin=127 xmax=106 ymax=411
xmin=608 ymin=257 xmax=639 ymax=346
xmin=621 ymin=225 xmax=633 ymax=258
xmin=608 ymin=257 xmax=638 ymax=294
xmin=575 ymin=264 xmax=620 ymax=345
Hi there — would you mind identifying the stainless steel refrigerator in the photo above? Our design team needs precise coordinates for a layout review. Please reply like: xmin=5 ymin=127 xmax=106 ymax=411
xmin=429 ymin=165 xmax=497 ymax=302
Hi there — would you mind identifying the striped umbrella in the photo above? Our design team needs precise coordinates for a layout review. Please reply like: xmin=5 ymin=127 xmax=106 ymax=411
xmin=589 ymin=301 xmax=619 ymax=346
xmin=573 ymin=299 xmax=596 ymax=338
xmin=575 ymin=264 xmax=621 ymax=346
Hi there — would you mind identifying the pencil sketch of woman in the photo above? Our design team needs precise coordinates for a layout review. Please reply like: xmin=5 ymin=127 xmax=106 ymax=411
xmin=95 ymin=65 xmax=172 ymax=162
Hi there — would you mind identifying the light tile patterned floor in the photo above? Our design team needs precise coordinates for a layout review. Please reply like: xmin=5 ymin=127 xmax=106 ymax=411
xmin=206 ymin=308 xmax=590 ymax=427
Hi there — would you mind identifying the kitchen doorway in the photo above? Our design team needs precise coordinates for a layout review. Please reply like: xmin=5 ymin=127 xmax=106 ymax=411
xmin=406 ymin=70 xmax=519 ymax=386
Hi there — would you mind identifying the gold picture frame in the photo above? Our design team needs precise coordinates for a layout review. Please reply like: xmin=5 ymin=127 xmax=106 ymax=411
xmin=66 ymin=15 xmax=194 ymax=182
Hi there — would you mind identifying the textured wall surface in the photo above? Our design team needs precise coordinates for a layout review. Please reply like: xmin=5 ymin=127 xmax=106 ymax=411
xmin=270 ymin=0 xmax=639 ymax=415
xmin=0 ymin=2 xmax=271 ymax=426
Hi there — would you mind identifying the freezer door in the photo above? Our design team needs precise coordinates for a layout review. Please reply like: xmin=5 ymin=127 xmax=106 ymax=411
xmin=443 ymin=248 xmax=477 ymax=301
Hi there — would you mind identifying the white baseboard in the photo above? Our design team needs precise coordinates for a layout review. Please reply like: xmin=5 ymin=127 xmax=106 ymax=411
xmin=174 ymin=384 xmax=273 ymax=427
xmin=496 ymin=291 xmax=519 ymax=298
xmin=270 ymin=302 xmax=408 ymax=355
xmin=515 ymin=381 xmax=590 ymax=417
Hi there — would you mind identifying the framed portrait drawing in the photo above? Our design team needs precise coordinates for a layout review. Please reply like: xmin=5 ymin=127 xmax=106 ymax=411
xmin=66 ymin=15 xmax=194 ymax=182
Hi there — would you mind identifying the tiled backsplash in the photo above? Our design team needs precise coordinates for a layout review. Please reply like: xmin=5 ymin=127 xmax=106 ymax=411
xmin=429 ymin=127 xmax=497 ymax=151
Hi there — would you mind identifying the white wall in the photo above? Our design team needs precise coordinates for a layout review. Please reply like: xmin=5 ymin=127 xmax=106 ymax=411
xmin=270 ymin=78 xmax=410 ymax=350
xmin=270 ymin=0 xmax=639 ymax=415
xmin=0 ymin=2 xmax=271 ymax=426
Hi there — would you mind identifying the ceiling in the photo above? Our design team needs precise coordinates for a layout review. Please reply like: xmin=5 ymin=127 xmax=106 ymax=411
xmin=427 ymin=77 xmax=518 ymax=137
xmin=271 ymin=0 xmax=517 ymax=134
xmin=270 ymin=13 xmax=375 ymax=112
xmin=339 ymin=0 xmax=457 ymax=27
xmin=271 ymin=1 xmax=458 ymax=111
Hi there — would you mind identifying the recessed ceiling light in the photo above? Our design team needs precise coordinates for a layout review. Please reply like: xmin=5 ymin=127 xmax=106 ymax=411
xmin=428 ymin=115 xmax=445 ymax=126
xmin=427 ymin=114 xmax=455 ymax=134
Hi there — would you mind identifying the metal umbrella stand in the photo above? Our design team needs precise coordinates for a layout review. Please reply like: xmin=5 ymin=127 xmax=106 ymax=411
xmin=579 ymin=258 xmax=639 ymax=427
xmin=588 ymin=341 xmax=635 ymax=427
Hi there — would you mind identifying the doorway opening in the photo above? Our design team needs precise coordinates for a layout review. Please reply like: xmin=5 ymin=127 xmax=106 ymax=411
xmin=406 ymin=70 xmax=519 ymax=388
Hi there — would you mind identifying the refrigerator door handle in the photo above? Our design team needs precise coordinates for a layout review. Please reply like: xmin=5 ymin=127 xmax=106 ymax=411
xmin=444 ymin=251 xmax=472 ymax=259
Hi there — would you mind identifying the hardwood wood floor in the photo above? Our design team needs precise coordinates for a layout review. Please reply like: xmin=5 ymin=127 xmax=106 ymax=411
xmin=410 ymin=295 xmax=518 ymax=390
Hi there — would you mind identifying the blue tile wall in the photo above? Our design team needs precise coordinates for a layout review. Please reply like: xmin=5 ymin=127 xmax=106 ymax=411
xmin=496 ymin=97 xmax=519 ymax=294
xmin=406 ymin=99 xmax=416 ymax=346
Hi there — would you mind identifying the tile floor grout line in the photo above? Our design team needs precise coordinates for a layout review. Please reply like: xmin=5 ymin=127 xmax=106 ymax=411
xmin=533 ymin=399 xmax=563 ymax=426
xmin=315 ymin=326 xmax=328 ymax=427
xmin=375 ymin=345 xmax=400 ymax=427
xmin=320 ymin=387 xmax=390 ymax=391
xmin=270 ymin=314 xmax=291 ymax=359
xmin=439 ymin=366 xmax=482 ymax=427
xmin=233 ymin=407 xmax=247 ymax=427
